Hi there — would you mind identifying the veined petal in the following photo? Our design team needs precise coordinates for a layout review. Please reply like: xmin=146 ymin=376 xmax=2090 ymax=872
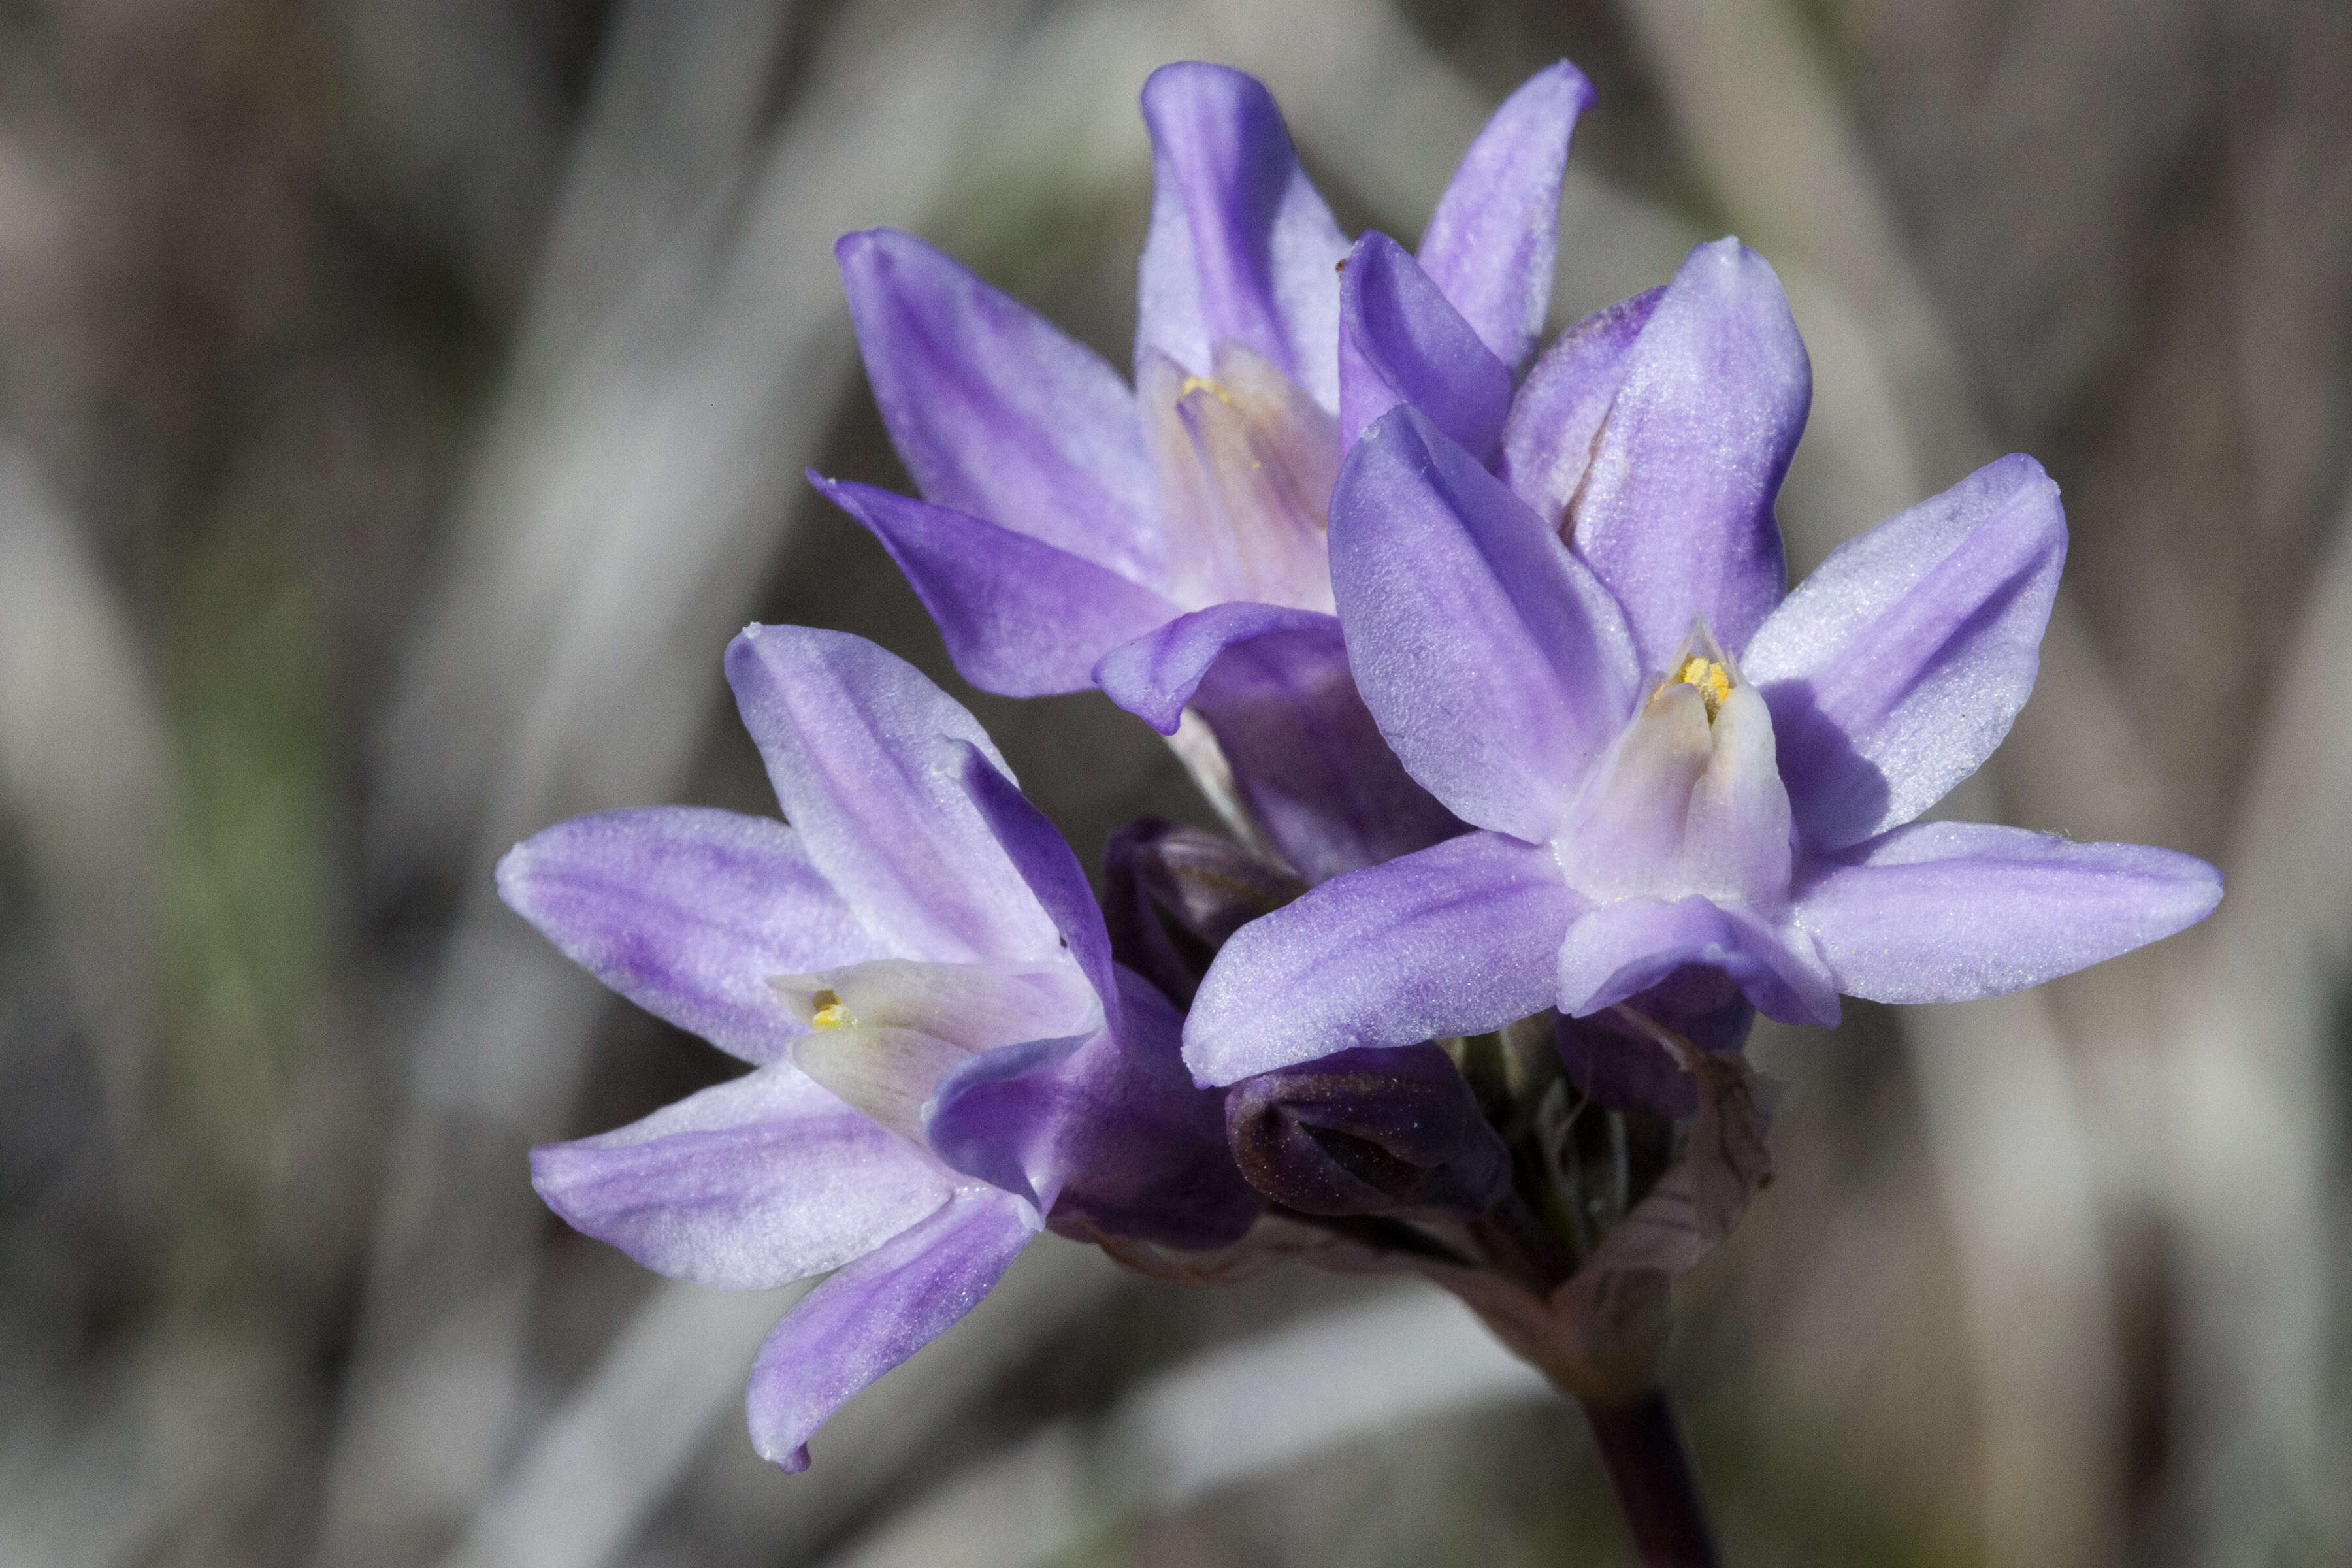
xmin=1795 ymin=821 xmax=2222 ymax=1004
xmin=725 ymin=626 xmax=1058 ymax=965
xmin=813 ymin=478 xmax=1177 ymax=698
xmin=529 ymin=1063 xmax=953 ymax=1289
xmin=929 ymin=967 xmax=1263 ymax=1249
xmin=1567 ymin=239 xmax=1808 ymax=670
xmin=1495 ymin=288 xmax=1661 ymax=527
xmin=1338 ymin=232 xmax=1512 ymax=461
xmin=1417 ymin=60 xmax=1595 ymax=372
xmin=836 ymin=229 xmax=1157 ymax=578
xmin=495 ymin=806 xmax=886 ymax=1064
xmin=949 ymin=740 xmax=1119 ymax=1006
xmin=1742 ymin=455 xmax=2066 ymax=849
xmin=746 ymin=1186 xmax=1037 ymax=1473
xmin=1186 ymin=615 xmax=1468 ymax=885
xmin=1330 ymin=407 xmax=1642 ymax=841
xmin=1556 ymin=895 xmax=1840 ymax=1028
xmin=1137 ymin=63 xmax=1350 ymax=409
xmin=1093 ymin=599 xmax=1334 ymax=734
xmin=1184 ymin=830 xmax=1582 ymax=1085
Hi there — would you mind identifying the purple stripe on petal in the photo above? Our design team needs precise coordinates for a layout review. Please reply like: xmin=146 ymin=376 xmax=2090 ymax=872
xmin=930 ymin=967 xmax=1263 ymax=1250
xmin=1418 ymin=60 xmax=1596 ymax=372
xmin=746 ymin=1186 xmax=1037 ymax=1473
xmin=1568 ymin=240 xmax=1807 ymax=670
xmin=1338 ymin=232 xmax=1512 ymax=461
xmin=1137 ymin=63 xmax=1350 ymax=410
xmin=1330 ymin=407 xmax=1642 ymax=841
xmin=530 ymin=1063 xmax=953 ymax=1289
xmin=1092 ymin=600 xmax=1335 ymax=734
xmin=836 ymin=229 xmax=1157 ymax=579
xmin=1185 ymin=615 xmax=1467 ymax=884
xmin=1184 ymin=830 xmax=1582 ymax=1085
xmin=813 ymin=476 xmax=1176 ymax=700
xmin=1795 ymin=822 xmax=2221 ymax=1004
xmin=496 ymin=806 xmax=886 ymax=1064
xmin=1742 ymin=455 xmax=2066 ymax=849
xmin=946 ymin=740 xmax=1117 ymax=1007
xmin=1556 ymin=895 xmax=1841 ymax=1028
xmin=1495 ymin=288 xmax=1661 ymax=528
xmin=725 ymin=627 xmax=1059 ymax=966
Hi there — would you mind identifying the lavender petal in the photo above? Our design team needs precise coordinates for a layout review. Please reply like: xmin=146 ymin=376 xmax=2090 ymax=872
xmin=1418 ymin=60 xmax=1596 ymax=372
xmin=725 ymin=625 xmax=1059 ymax=965
xmin=1556 ymin=895 xmax=1841 ymax=1028
xmin=1495 ymin=288 xmax=1661 ymax=528
xmin=1330 ymin=406 xmax=1641 ymax=842
xmin=1338 ymin=231 xmax=1512 ymax=461
xmin=1185 ymin=829 xmax=1583 ymax=1085
xmin=1135 ymin=63 xmax=1349 ymax=409
xmin=928 ymin=966 xmax=1264 ymax=1250
xmin=1742 ymin=454 xmax=2067 ymax=849
xmin=1184 ymin=615 xmax=1467 ymax=885
xmin=813 ymin=476 xmax=1175 ymax=698
xmin=836 ymin=229 xmax=1158 ymax=579
xmin=1795 ymin=822 xmax=2223 ymax=1004
xmin=530 ymin=1063 xmax=953 ymax=1288
xmin=495 ymin=806 xmax=887 ymax=1064
xmin=745 ymin=1186 xmax=1037 ymax=1472
xmin=1566 ymin=239 xmax=1808 ymax=670
xmin=1092 ymin=600 xmax=1334 ymax=734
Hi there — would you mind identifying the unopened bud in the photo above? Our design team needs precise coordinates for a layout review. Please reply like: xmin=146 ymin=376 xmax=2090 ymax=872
xmin=1225 ymin=1043 xmax=1511 ymax=1218
xmin=1104 ymin=819 xmax=1303 ymax=1007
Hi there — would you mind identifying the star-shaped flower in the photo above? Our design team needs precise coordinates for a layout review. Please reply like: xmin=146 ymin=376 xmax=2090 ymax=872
xmin=1183 ymin=240 xmax=2223 ymax=1086
xmin=502 ymin=626 xmax=1256 ymax=1471
xmin=812 ymin=60 xmax=1593 ymax=880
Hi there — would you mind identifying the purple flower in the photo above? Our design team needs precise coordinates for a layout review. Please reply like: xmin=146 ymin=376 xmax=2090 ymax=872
xmin=1182 ymin=240 xmax=2223 ymax=1086
xmin=499 ymin=625 xmax=1256 ymax=1471
xmin=813 ymin=61 xmax=1594 ymax=881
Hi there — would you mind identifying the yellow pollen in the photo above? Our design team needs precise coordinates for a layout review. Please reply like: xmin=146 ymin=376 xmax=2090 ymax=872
xmin=1669 ymin=655 xmax=1733 ymax=719
xmin=1176 ymin=374 xmax=1236 ymax=408
xmin=809 ymin=988 xmax=847 ymax=1030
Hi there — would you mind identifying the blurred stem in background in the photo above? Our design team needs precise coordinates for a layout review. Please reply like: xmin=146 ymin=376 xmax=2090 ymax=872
xmin=163 ymin=500 xmax=331 ymax=1307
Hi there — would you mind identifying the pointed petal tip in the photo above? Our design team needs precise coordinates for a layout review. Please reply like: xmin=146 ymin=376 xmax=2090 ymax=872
xmin=1527 ymin=57 xmax=1598 ymax=112
xmin=1140 ymin=60 xmax=1273 ymax=118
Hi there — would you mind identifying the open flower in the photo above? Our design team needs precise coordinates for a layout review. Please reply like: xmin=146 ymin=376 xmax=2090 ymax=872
xmin=500 ymin=626 xmax=1256 ymax=1471
xmin=811 ymin=61 xmax=1593 ymax=881
xmin=1182 ymin=240 xmax=2223 ymax=1087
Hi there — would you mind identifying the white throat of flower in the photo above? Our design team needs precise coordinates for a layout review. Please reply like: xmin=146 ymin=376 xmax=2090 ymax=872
xmin=1552 ymin=618 xmax=1796 ymax=913
xmin=1139 ymin=340 xmax=1339 ymax=613
xmin=771 ymin=959 xmax=1100 ymax=1142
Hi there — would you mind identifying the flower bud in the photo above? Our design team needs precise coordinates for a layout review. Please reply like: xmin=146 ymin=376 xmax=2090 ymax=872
xmin=1224 ymin=1042 xmax=1511 ymax=1218
xmin=1104 ymin=819 xmax=1304 ymax=1007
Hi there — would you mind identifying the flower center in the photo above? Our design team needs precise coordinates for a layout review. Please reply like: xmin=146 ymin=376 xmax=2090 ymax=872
xmin=1139 ymin=340 xmax=1340 ymax=612
xmin=1661 ymin=655 xmax=1733 ymax=721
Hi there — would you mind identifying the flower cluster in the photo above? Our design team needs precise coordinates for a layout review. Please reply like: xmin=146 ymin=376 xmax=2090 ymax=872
xmin=500 ymin=61 xmax=2221 ymax=1470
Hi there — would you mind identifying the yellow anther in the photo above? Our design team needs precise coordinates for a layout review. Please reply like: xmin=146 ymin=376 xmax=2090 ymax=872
xmin=809 ymin=988 xmax=848 ymax=1030
xmin=1669 ymin=655 xmax=1733 ymax=719
xmin=1176 ymin=374 xmax=1236 ymax=408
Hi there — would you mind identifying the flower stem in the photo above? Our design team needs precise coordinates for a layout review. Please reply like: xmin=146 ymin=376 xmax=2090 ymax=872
xmin=1578 ymin=1387 xmax=1722 ymax=1567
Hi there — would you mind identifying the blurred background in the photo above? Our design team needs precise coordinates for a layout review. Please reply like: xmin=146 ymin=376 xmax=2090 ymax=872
xmin=3 ymin=0 xmax=2348 ymax=1563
